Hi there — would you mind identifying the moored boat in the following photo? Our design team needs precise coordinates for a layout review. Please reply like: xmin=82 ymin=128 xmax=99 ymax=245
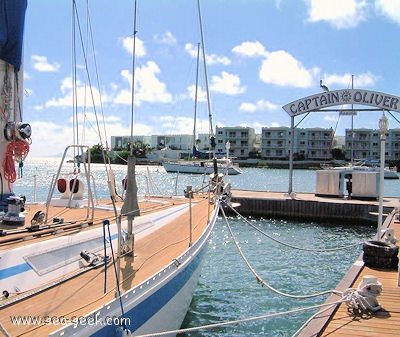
xmin=321 ymin=161 xmax=399 ymax=179
xmin=0 ymin=1 xmax=229 ymax=336
xmin=163 ymin=158 xmax=243 ymax=175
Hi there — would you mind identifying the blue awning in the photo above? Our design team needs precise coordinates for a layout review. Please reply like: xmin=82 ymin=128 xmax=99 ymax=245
xmin=0 ymin=0 xmax=27 ymax=70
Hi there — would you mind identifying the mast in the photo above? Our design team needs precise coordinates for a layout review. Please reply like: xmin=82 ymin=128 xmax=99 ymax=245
xmin=0 ymin=1 xmax=30 ymax=213
xmin=351 ymin=74 xmax=354 ymax=165
xmin=197 ymin=0 xmax=216 ymax=153
xmin=120 ymin=0 xmax=140 ymax=257
xmin=192 ymin=42 xmax=200 ymax=155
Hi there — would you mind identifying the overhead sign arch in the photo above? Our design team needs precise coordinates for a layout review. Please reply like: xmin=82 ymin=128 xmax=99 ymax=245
xmin=282 ymin=88 xmax=400 ymax=194
xmin=283 ymin=89 xmax=400 ymax=117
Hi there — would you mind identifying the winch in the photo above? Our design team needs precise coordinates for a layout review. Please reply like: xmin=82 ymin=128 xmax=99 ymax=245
xmin=2 ymin=195 xmax=26 ymax=226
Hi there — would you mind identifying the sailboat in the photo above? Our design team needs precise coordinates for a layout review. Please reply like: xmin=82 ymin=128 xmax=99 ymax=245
xmin=0 ymin=1 xmax=229 ymax=336
xmin=162 ymin=39 xmax=242 ymax=176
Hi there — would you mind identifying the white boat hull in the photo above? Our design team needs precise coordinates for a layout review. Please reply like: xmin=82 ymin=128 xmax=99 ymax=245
xmin=46 ymin=202 xmax=218 ymax=337
xmin=322 ymin=165 xmax=399 ymax=179
xmin=163 ymin=160 xmax=242 ymax=175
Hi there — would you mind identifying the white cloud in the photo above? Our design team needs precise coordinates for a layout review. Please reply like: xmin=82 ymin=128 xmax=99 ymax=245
xmin=27 ymin=117 xmax=148 ymax=157
xmin=232 ymin=41 xmax=268 ymax=57
xmin=121 ymin=36 xmax=146 ymax=56
xmin=375 ymin=0 xmax=400 ymax=24
xmin=185 ymin=43 xmax=199 ymax=58
xmin=239 ymin=99 xmax=279 ymax=112
xmin=322 ymin=72 xmax=377 ymax=88
xmin=210 ymin=71 xmax=246 ymax=95
xmin=323 ymin=114 xmax=340 ymax=123
xmin=156 ymin=116 xmax=209 ymax=135
xmin=154 ymin=31 xmax=177 ymax=45
xmin=206 ymin=53 xmax=231 ymax=66
xmin=185 ymin=43 xmax=231 ymax=66
xmin=28 ymin=121 xmax=73 ymax=157
xmin=187 ymin=84 xmax=207 ymax=102
xmin=306 ymin=0 xmax=368 ymax=29
xmin=114 ymin=61 xmax=172 ymax=105
xmin=260 ymin=50 xmax=319 ymax=87
xmin=270 ymin=122 xmax=282 ymax=127
xmin=31 ymin=55 xmax=60 ymax=72
xmin=45 ymin=77 xmax=105 ymax=108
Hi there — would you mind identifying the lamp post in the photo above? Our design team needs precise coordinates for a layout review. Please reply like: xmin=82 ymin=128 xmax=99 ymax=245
xmin=225 ymin=140 xmax=231 ymax=159
xmin=377 ymin=112 xmax=388 ymax=240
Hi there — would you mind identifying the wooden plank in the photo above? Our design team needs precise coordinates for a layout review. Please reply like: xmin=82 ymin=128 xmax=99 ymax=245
xmin=317 ymin=211 xmax=400 ymax=337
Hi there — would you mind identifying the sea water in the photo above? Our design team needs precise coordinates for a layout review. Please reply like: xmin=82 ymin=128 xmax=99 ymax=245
xmin=12 ymin=159 xmax=395 ymax=336
xmin=180 ymin=218 xmax=374 ymax=336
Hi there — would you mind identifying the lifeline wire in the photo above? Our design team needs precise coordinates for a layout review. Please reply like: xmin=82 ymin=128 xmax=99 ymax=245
xmin=104 ymin=219 xmax=126 ymax=326
xmin=227 ymin=203 xmax=362 ymax=252
xmin=220 ymin=206 xmax=342 ymax=298
xmin=134 ymin=299 xmax=346 ymax=337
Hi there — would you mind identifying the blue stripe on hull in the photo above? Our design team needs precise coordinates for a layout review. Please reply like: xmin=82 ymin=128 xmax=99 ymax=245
xmin=0 ymin=263 xmax=32 ymax=279
xmin=0 ymin=234 xmax=119 ymax=280
xmin=91 ymin=241 xmax=208 ymax=337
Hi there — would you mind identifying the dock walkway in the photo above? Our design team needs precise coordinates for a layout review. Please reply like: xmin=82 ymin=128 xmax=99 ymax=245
xmin=299 ymin=208 xmax=400 ymax=337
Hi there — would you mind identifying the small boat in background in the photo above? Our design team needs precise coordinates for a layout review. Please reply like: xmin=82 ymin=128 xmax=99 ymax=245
xmin=163 ymin=157 xmax=243 ymax=175
xmin=321 ymin=160 xmax=399 ymax=180
xmin=162 ymin=42 xmax=242 ymax=176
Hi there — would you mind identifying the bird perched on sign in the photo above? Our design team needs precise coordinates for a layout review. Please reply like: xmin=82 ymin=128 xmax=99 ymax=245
xmin=320 ymin=80 xmax=329 ymax=92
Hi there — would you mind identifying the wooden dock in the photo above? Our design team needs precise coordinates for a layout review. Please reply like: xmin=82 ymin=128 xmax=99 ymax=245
xmin=231 ymin=189 xmax=400 ymax=337
xmin=299 ymin=208 xmax=400 ymax=337
xmin=230 ymin=189 xmax=398 ymax=224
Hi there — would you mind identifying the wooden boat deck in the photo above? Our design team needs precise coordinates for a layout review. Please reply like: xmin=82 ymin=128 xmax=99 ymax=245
xmin=0 ymin=196 xmax=215 ymax=337
xmin=0 ymin=197 xmax=189 ymax=247
xmin=295 ymin=203 xmax=400 ymax=337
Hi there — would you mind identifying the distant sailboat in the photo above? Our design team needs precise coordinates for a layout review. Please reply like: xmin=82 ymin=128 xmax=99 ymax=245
xmin=162 ymin=37 xmax=242 ymax=176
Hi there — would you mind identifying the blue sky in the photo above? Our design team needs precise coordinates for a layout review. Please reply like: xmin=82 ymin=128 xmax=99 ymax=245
xmin=22 ymin=0 xmax=400 ymax=157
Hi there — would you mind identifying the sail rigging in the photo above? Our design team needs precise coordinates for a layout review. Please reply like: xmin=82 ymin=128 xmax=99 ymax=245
xmin=197 ymin=0 xmax=216 ymax=153
xmin=0 ymin=0 xmax=27 ymax=70
xmin=0 ymin=0 xmax=31 ymax=214
xmin=0 ymin=2 xmax=226 ymax=336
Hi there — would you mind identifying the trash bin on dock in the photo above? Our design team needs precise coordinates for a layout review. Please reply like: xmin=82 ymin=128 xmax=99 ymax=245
xmin=315 ymin=170 xmax=344 ymax=197
xmin=351 ymin=172 xmax=379 ymax=199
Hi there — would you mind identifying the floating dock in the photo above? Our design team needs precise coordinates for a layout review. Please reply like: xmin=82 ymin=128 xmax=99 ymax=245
xmin=231 ymin=189 xmax=400 ymax=336
xmin=229 ymin=189 xmax=398 ymax=224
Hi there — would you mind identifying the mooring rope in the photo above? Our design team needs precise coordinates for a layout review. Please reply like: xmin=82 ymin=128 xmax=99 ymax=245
xmin=227 ymin=203 xmax=362 ymax=252
xmin=121 ymin=202 xmax=376 ymax=337
xmin=291 ymin=302 xmax=338 ymax=337
xmin=220 ymin=206 xmax=342 ymax=298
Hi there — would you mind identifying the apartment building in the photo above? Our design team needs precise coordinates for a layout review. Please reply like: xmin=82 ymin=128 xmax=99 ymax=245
xmin=345 ymin=128 xmax=400 ymax=161
xmin=111 ymin=135 xmax=152 ymax=150
xmin=261 ymin=126 xmax=290 ymax=159
xmin=196 ymin=133 xmax=212 ymax=150
xmin=111 ymin=133 xmax=212 ymax=152
xmin=111 ymin=127 xmax=400 ymax=162
xmin=151 ymin=134 xmax=193 ymax=150
xmin=215 ymin=126 xmax=257 ymax=158
xmin=261 ymin=126 xmax=334 ymax=160
xmin=390 ymin=129 xmax=400 ymax=160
